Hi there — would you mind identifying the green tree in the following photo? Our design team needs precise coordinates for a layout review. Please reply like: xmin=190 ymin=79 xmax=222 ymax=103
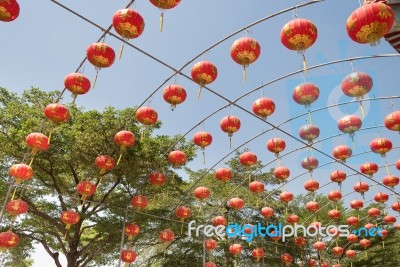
xmin=0 ymin=87 xmax=195 ymax=267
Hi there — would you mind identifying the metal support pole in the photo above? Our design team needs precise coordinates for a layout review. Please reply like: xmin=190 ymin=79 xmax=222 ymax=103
xmin=117 ymin=207 xmax=129 ymax=267
xmin=0 ymin=182 xmax=14 ymax=225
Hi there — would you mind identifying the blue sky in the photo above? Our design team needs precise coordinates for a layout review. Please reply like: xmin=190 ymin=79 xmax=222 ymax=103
xmin=1 ymin=0 xmax=400 ymax=266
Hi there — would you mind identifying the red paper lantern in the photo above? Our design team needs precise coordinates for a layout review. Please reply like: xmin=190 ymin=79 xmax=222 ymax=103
xmin=346 ymin=249 xmax=356 ymax=258
xmin=251 ymin=248 xmax=265 ymax=261
xmin=384 ymin=215 xmax=396 ymax=224
xmin=229 ymin=197 xmax=244 ymax=211
xmin=306 ymin=201 xmax=320 ymax=212
xmin=194 ymin=186 xmax=211 ymax=200
xmin=287 ymin=214 xmax=300 ymax=225
xmin=292 ymin=83 xmax=320 ymax=108
xmin=354 ymin=181 xmax=369 ymax=194
xmin=95 ymin=155 xmax=116 ymax=174
xmin=131 ymin=195 xmax=148 ymax=210
xmin=397 ymin=159 xmax=400 ymax=170
xmin=149 ymin=171 xmax=167 ymax=188
xmin=299 ymin=124 xmax=320 ymax=144
xmin=359 ymin=238 xmax=371 ymax=249
xmin=309 ymin=221 xmax=321 ymax=231
xmin=176 ymin=206 xmax=191 ymax=221
xmin=160 ymin=229 xmax=174 ymax=243
xmin=384 ymin=111 xmax=400 ymax=133
xmin=26 ymin=133 xmax=49 ymax=152
xmin=330 ymin=170 xmax=347 ymax=185
xmin=347 ymin=234 xmax=358 ymax=243
xmin=240 ymin=152 xmax=257 ymax=167
xmin=304 ymin=179 xmax=319 ymax=192
xmin=204 ymin=239 xmax=217 ymax=251
xmin=64 ymin=73 xmax=91 ymax=96
xmin=346 ymin=3 xmax=395 ymax=45
xmin=365 ymin=223 xmax=375 ymax=230
xmin=86 ymin=43 xmax=115 ymax=69
xmin=350 ymin=199 xmax=364 ymax=210
xmin=392 ymin=202 xmax=400 ymax=212
xmin=0 ymin=0 xmax=19 ymax=22
xmin=380 ymin=229 xmax=389 ymax=239
xmin=220 ymin=116 xmax=241 ymax=144
xmin=320 ymin=263 xmax=330 ymax=267
xmin=61 ymin=211 xmax=80 ymax=229
xmin=6 ymin=199 xmax=28 ymax=216
xmin=260 ymin=207 xmax=274 ymax=219
xmin=44 ymin=103 xmax=70 ymax=123
xmin=313 ymin=241 xmax=325 ymax=251
xmin=229 ymin=244 xmax=242 ymax=256
xmin=341 ymin=71 xmax=373 ymax=100
xmin=281 ymin=18 xmax=318 ymax=52
xmin=0 ymin=231 xmax=19 ymax=252
xmin=281 ymin=253 xmax=293 ymax=266
xmin=191 ymin=60 xmax=217 ymax=98
xmin=338 ymin=115 xmax=362 ymax=138
xmin=328 ymin=190 xmax=342 ymax=201
xmin=168 ymin=150 xmax=187 ymax=167
xmin=149 ymin=0 xmax=180 ymax=9
xmin=212 ymin=216 xmax=227 ymax=226
xmin=294 ymin=236 xmax=307 ymax=247
xmin=332 ymin=264 xmax=342 ymax=267
xmin=135 ymin=106 xmax=158 ymax=126
xmin=301 ymin=156 xmax=319 ymax=172
xmin=360 ymin=162 xmax=378 ymax=177
xmin=114 ymin=130 xmax=136 ymax=148
xmin=382 ymin=175 xmax=399 ymax=188
xmin=347 ymin=216 xmax=360 ymax=226
xmin=249 ymin=181 xmax=264 ymax=194
xmin=163 ymin=84 xmax=187 ymax=110
xmin=328 ymin=209 xmax=341 ymax=220
xmin=230 ymin=37 xmax=261 ymax=81
xmin=9 ymin=164 xmax=33 ymax=184
xmin=121 ymin=249 xmax=137 ymax=266
xmin=193 ymin=131 xmax=212 ymax=149
xmin=252 ymin=97 xmax=275 ymax=120
xmin=370 ymin=137 xmax=392 ymax=157
xmin=368 ymin=207 xmax=381 ymax=217
xmin=307 ymin=259 xmax=317 ymax=267
xmin=279 ymin=191 xmax=293 ymax=203
xmin=374 ymin=192 xmax=389 ymax=203
xmin=76 ymin=181 xmax=96 ymax=201
xmin=112 ymin=9 xmax=145 ymax=39
xmin=215 ymin=168 xmax=232 ymax=182
xmin=274 ymin=166 xmax=290 ymax=182
xmin=124 ymin=223 xmax=140 ymax=240
xmin=333 ymin=145 xmax=352 ymax=162
xmin=204 ymin=262 xmax=217 ymax=267
xmin=266 ymin=137 xmax=286 ymax=158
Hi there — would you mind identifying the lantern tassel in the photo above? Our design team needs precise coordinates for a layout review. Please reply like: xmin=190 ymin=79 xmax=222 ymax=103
xmin=359 ymin=101 xmax=365 ymax=118
xmin=197 ymin=86 xmax=203 ymax=100
xmin=308 ymin=110 xmax=313 ymax=125
xmin=11 ymin=188 xmax=17 ymax=201
xmin=180 ymin=222 xmax=184 ymax=235
xmin=385 ymin=161 xmax=390 ymax=175
xmin=365 ymin=250 xmax=367 ymax=258
xmin=249 ymin=173 xmax=251 ymax=185
xmin=382 ymin=241 xmax=385 ymax=248
xmin=351 ymin=262 xmax=353 ymax=267
xmin=202 ymin=150 xmax=206 ymax=165
xmin=116 ymin=153 xmax=123 ymax=166
xmin=28 ymin=154 xmax=36 ymax=168
xmin=48 ymin=129 xmax=53 ymax=145
xmin=243 ymin=66 xmax=247 ymax=82
xmin=140 ymin=128 xmax=145 ymax=142
xmin=118 ymin=44 xmax=125 ymax=60
xmin=275 ymin=244 xmax=278 ymax=253
xmin=302 ymin=53 xmax=307 ymax=72
xmin=159 ymin=12 xmax=164 ymax=32
xmin=276 ymin=156 xmax=281 ymax=167
xmin=93 ymin=71 xmax=98 ymax=89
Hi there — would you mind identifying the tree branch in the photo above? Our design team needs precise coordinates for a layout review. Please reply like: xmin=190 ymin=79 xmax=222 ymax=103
xmin=19 ymin=232 xmax=63 ymax=267
xmin=90 ymin=177 xmax=122 ymax=214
